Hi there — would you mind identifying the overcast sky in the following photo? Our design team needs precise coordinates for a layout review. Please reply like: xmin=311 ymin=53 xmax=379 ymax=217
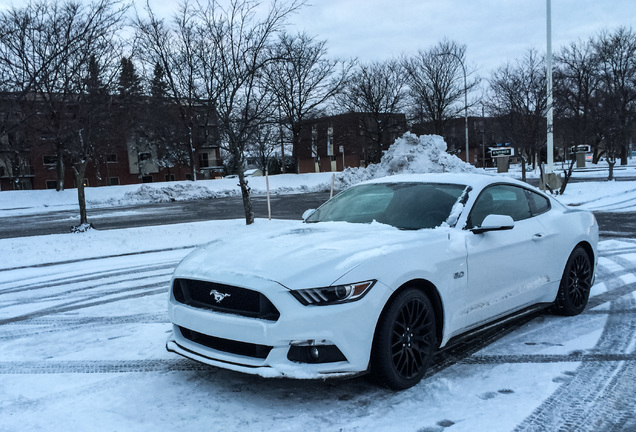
xmin=285 ymin=0 xmax=635 ymax=74
xmin=1 ymin=0 xmax=634 ymax=75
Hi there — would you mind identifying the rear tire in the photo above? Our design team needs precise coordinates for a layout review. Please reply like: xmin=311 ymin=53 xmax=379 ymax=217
xmin=554 ymin=246 xmax=593 ymax=316
xmin=370 ymin=288 xmax=436 ymax=390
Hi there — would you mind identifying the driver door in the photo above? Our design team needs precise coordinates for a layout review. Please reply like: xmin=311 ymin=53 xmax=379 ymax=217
xmin=462 ymin=184 xmax=552 ymax=329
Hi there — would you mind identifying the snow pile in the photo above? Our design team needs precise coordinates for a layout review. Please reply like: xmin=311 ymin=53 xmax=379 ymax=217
xmin=338 ymin=133 xmax=479 ymax=188
xmin=117 ymin=183 xmax=238 ymax=205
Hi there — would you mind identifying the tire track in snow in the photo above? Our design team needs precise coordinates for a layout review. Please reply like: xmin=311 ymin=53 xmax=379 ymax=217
xmin=463 ymin=352 xmax=636 ymax=364
xmin=4 ymin=313 xmax=169 ymax=326
xmin=0 ymin=262 xmax=177 ymax=294
xmin=0 ymin=272 xmax=172 ymax=310
xmin=0 ymin=283 xmax=169 ymax=325
xmin=0 ymin=245 xmax=196 ymax=272
xmin=0 ymin=359 xmax=211 ymax=374
xmin=512 ymin=255 xmax=636 ymax=432
xmin=0 ymin=313 xmax=169 ymax=342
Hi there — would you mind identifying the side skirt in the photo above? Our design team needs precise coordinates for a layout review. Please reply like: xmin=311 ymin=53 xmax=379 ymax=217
xmin=442 ymin=303 xmax=552 ymax=351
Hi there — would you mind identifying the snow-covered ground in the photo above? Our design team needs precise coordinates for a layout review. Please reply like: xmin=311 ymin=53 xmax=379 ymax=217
xmin=1 ymin=219 xmax=635 ymax=431
xmin=2 ymin=138 xmax=636 ymax=216
xmin=1 ymin=135 xmax=635 ymax=431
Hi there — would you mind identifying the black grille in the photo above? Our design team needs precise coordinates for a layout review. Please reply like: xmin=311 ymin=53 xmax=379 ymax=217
xmin=173 ymin=278 xmax=280 ymax=321
xmin=179 ymin=327 xmax=272 ymax=359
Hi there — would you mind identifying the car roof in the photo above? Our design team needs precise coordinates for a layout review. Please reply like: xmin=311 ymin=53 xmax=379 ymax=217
xmin=360 ymin=172 xmax=528 ymax=190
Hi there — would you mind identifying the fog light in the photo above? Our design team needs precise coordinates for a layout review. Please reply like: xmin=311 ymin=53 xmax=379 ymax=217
xmin=287 ymin=342 xmax=347 ymax=364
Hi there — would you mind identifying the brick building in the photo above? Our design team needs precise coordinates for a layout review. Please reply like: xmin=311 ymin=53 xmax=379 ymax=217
xmin=0 ymin=95 xmax=222 ymax=190
xmin=296 ymin=112 xmax=407 ymax=173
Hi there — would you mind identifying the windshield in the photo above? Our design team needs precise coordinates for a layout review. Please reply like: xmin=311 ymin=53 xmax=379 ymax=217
xmin=306 ymin=182 xmax=468 ymax=230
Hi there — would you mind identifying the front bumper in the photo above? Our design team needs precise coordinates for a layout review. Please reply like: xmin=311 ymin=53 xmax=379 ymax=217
xmin=166 ymin=278 xmax=390 ymax=379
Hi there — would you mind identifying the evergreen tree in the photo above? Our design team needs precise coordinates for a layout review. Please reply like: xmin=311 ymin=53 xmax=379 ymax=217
xmin=118 ymin=57 xmax=142 ymax=99
xmin=150 ymin=62 xmax=168 ymax=99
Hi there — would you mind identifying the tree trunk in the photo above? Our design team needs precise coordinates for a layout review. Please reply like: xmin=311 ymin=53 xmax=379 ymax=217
xmin=292 ymin=126 xmax=301 ymax=174
xmin=620 ymin=144 xmax=628 ymax=166
xmin=56 ymin=141 xmax=65 ymax=191
xmin=520 ymin=154 xmax=527 ymax=182
xmin=608 ymin=160 xmax=615 ymax=181
xmin=237 ymin=170 xmax=254 ymax=225
xmin=559 ymin=158 xmax=576 ymax=195
xmin=74 ymin=161 xmax=89 ymax=225
xmin=188 ymin=126 xmax=197 ymax=181
xmin=230 ymin=142 xmax=254 ymax=225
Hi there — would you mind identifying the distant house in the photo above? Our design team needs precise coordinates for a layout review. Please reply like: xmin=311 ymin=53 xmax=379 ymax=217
xmin=296 ymin=112 xmax=407 ymax=173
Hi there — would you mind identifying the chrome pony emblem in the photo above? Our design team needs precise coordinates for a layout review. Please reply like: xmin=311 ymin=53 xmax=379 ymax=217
xmin=209 ymin=289 xmax=231 ymax=303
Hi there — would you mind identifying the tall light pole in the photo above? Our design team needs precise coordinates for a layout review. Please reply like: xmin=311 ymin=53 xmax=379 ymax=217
xmin=438 ymin=51 xmax=469 ymax=164
xmin=546 ymin=0 xmax=554 ymax=174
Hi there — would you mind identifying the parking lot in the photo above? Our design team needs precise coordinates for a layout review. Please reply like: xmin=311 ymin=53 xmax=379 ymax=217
xmin=1 ymin=222 xmax=634 ymax=432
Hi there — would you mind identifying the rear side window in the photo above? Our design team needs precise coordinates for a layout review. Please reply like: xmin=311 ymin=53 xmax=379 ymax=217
xmin=469 ymin=184 xmax=532 ymax=227
xmin=525 ymin=189 xmax=550 ymax=216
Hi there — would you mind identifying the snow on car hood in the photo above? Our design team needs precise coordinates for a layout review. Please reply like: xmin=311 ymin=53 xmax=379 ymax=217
xmin=174 ymin=219 xmax=449 ymax=290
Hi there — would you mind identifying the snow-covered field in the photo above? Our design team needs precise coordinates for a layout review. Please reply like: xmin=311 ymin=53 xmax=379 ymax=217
xmin=1 ymin=135 xmax=635 ymax=431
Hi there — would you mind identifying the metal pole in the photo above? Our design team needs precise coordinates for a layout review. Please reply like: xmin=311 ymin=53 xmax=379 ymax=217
xmin=278 ymin=106 xmax=286 ymax=174
xmin=482 ymin=105 xmax=486 ymax=167
xmin=546 ymin=0 xmax=554 ymax=173
xmin=266 ymin=170 xmax=271 ymax=220
xmin=463 ymin=64 xmax=469 ymax=164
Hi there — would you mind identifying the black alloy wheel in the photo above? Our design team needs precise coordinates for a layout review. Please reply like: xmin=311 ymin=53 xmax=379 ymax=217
xmin=371 ymin=287 xmax=436 ymax=390
xmin=554 ymin=246 xmax=593 ymax=316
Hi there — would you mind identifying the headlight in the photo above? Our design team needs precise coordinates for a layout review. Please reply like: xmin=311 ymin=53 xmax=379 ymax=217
xmin=290 ymin=280 xmax=376 ymax=306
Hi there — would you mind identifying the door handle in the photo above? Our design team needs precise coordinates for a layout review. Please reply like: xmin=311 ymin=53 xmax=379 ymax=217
xmin=532 ymin=233 xmax=545 ymax=241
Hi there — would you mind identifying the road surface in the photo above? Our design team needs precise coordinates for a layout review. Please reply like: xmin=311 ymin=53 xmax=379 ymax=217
xmin=0 ymin=191 xmax=632 ymax=239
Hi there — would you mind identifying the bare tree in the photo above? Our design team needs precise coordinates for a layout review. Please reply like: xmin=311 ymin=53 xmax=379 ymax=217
xmin=194 ymin=0 xmax=304 ymax=224
xmin=70 ymin=55 xmax=117 ymax=227
xmin=0 ymin=0 xmax=128 ymax=193
xmin=264 ymin=32 xmax=349 ymax=172
xmin=337 ymin=59 xmax=407 ymax=163
xmin=135 ymin=1 xmax=214 ymax=181
xmin=593 ymin=26 xmax=636 ymax=179
xmin=555 ymin=38 xmax=601 ymax=154
xmin=554 ymin=38 xmax=601 ymax=192
xmin=249 ymin=121 xmax=279 ymax=173
xmin=488 ymin=49 xmax=547 ymax=182
xmin=403 ymin=39 xmax=479 ymax=140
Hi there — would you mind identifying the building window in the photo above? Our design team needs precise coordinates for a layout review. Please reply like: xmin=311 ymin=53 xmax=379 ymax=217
xmin=107 ymin=177 xmax=120 ymax=186
xmin=138 ymin=152 xmax=151 ymax=161
xmin=327 ymin=124 xmax=334 ymax=156
xmin=46 ymin=180 xmax=57 ymax=189
xmin=311 ymin=125 xmax=318 ymax=158
xmin=185 ymin=173 xmax=192 ymax=180
xmin=142 ymin=175 xmax=153 ymax=183
xmin=43 ymin=155 xmax=57 ymax=165
xmin=199 ymin=152 xmax=210 ymax=168
xmin=165 ymin=174 xmax=175 ymax=182
xmin=106 ymin=154 xmax=118 ymax=163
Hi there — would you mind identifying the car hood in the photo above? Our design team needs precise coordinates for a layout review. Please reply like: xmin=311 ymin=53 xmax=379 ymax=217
xmin=174 ymin=220 xmax=450 ymax=290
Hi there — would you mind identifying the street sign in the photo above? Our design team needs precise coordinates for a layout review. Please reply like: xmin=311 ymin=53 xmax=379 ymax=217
xmin=569 ymin=145 xmax=591 ymax=154
xmin=491 ymin=148 xmax=514 ymax=157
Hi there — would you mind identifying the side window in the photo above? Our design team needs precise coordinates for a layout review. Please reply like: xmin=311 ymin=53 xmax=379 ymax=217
xmin=469 ymin=184 xmax=532 ymax=227
xmin=526 ymin=189 xmax=551 ymax=216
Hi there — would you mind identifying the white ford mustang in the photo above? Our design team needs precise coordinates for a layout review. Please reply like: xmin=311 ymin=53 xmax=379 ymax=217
xmin=166 ymin=173 xmax=598 ymax=389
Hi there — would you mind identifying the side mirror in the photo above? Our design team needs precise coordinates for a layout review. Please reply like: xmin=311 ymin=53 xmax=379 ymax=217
xmin=472 ymin=214 xmax=515 ymax=234
xmin=302 ymin=209 xmax=316 ymax=221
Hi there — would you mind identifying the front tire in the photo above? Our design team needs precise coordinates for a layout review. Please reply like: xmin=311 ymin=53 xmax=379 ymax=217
xmin=371 ymin=288 xmax=436 ymax=390
xmin=554 ymin=246 xmax=593 ymax=316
